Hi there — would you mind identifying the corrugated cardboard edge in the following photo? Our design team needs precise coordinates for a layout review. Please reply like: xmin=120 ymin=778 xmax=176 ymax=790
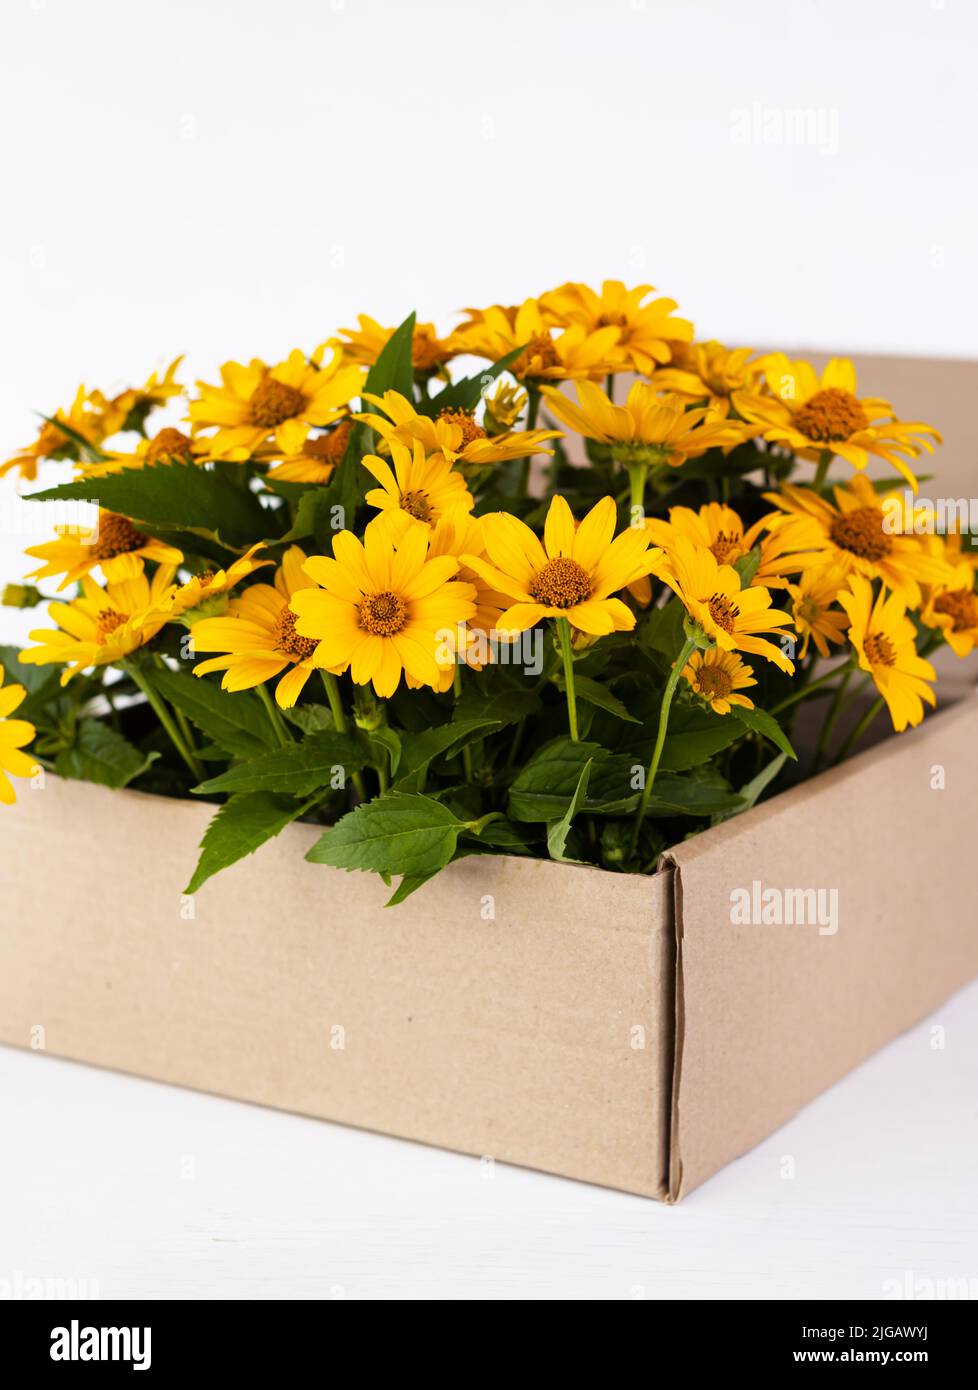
xmin=660 ymin=694 xmax=978 ymax=1202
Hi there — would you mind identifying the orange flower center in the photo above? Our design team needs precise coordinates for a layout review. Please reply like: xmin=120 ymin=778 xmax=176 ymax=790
xmin=400 ymin=489 xmax=433 ymax=522
xmin=934 ymin=587 xmax=978 ymax=632
xmin=709 ymin=530 xmax=743 ymax=564
xmin=145 ymin=427 xmax=193 ymax=465
xmin=529 ymin=557 xmax=592 ymax=609
xmin=793 ymin=388 xmax=868 ymax=443
xmin=303 ymin=418 xmax=353 ymax=465
xmin=274 ymin=605 xmax=317 ymax=660
xmin=829 ymin=506 xmax=892 ymax=562
xmin=358 ymin=590 xmax=407 ymax=637
xmin=694 ymin=664 xmax=733 ymax=700
xmin=797 ymin=597 xmax=822 ymax=625
xmin=90 ymin=513 xmax=148 ymax=560
xmin=95 ymin=607 xmax=126 ymax=642
xmin=863 ymin=631 xmax=896 ymax=667
xmin=707 ymin=593 xmax=740 ymax=633
xmin=249 ymin=377 xmax=306 ymax=428
xmin=514 ymin=335 xmax=560 ymax=380
xmin=437 ymin=408 xmax=487 ymax=448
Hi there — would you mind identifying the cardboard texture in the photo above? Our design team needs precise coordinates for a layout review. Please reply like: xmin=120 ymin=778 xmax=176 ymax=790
xmin=1 ymin=353 xmax=976 ymax=1198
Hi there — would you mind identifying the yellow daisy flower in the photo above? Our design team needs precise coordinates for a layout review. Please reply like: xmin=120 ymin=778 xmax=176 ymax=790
xmin=763 ymin=475 xmax=951 ymax=608
xmin=540 ymin=280 xmax=694 ymax=373
xmin=461 ymin=494 xmax=662 ymax=636
xmin=920 ymin=558 xmax=978 ymax=658
xmin=263 ymin=418 xmax=354 ymax=485
xmin=786 ymin=565 xmax=851 ymax=659
xmin=363 ymin=438 xmax=473 ymax=528
xmin=191 ymin=546 xmax=328 ymax=708
xmin=76 ymin=426 xmax=201 ymax=478
xmin=456 ymin=299 xmax=621 ymax=383
xmin=24 ymin=511 xmax=183 ymax=590
xmin=654 ymin=535 xmax=796 ymax=673
xmin=542 ymin=381 xmax=747 ymax=466
xmin=358 ymin=389 xmax=560 ymax=468
xmin=18 ymin=563 xmax=177 ymax=685
xmin=0 ymin=667 xmax=38 ymax=806
xmin=333 ymin=315 xmax=459 ymax=376
xmin=646 ymin=502 xmax=822 ymax=589
xmin=682 ymin=647 xmax=757 ymax=715
xmin=483 ymin=381 xmax=528 ymax=433
xmin=291 ymin=524 xmax=477 ymax=699
xmin=168 ymin=543 xmax=272 ymax=621
xmin=743 ymin=354 xmax=941 ymax=489
xmin=838 ymin=577 xmax=936 ymax=732
xmin=651 ymin=340 xmax=769 ymax=419
xmin=88 ymin=356 xmax=184 ymax=438
xmin=189 ymin=347 xmax=365 ymax=462
xmin=1 ymin=385 xmax=104 ymax=482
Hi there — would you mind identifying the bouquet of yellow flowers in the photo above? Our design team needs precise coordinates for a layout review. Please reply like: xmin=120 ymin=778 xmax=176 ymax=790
xmin=2 ymin=283 xmax=972 ymax=901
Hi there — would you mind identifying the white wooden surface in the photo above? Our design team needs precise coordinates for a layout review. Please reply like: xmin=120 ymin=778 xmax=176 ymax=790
xmin=2 ymin=977 xmax=976 ymax=1301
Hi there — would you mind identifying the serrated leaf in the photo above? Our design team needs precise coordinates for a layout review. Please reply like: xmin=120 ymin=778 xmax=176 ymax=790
xmin=385 ymin=870 xmax=438 ymax=906
xmin=306 ymin=791 xmax=466 ymax=877
xmin=395 ymin=717 xmax=501 ymax=792
xmin=556 ymin=673 xmax=640 ymax=722
xmin=639 ymin=599 xmax=685 ymax=658
xmin=152 ymin=666 xmax=274 ymax=755
xmin=360 ymin=725 xmax=402 ymax=777
xmin=657 ymin=703 xmax=744 ymax=770
xmin=192 ymin=730 xmax=365 ymax=795
xmin=283 ymin=702 xmax=334 ymax=734
xmin=508 ymin=738 xmax=639 ymax=820
xmin=546 ymin=758 xmax=592 ymax=862
xmin=185 ymin=791 xmax=313 ymax=893
xmin=55 ymin=719 xmax=157 ymax=788
xmin=644 ymin=771 xmax=745 ymax=817
xmin=453 ymin=686 xmax=541 ymax=726
xmin=728 ymin=703 xmax=797 ymax=760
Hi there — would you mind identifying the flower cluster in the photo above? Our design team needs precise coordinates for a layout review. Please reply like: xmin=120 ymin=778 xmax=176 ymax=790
xmin=1 ymin=281 xmax=971 ymax=899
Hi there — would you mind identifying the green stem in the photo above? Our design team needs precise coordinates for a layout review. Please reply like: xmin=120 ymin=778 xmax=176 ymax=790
xmin=769 ymin=660 xmax=853 ymax=715
xmin=812 ymin=668 xmax=851 ymax=770
xmin=606 ymin=372 xmax=616 ymax=404
xmin=556 ymin=617 xmax=579 ymax=741
xmin=452 ymin=667 xmax=475 ymax=782
xmin=319 ymin=670 xmax=368 ymax=802
xmin=152 ymin=654 xmax=198 ymax=757
xmin=627 ymin=460 xmax=649 ymax=526
xmin=812 ymin=449 xmax=833 ymax=494
xmin=517 ymin=386 xmax=541 ymax=497
xmin=126 ymin=662 xmax=205 ymax=783
xmin=257 ymin=682 xmax=292 ymax=747
xmin=629 ymin=636 xmax=697 ymax=860
xmin=832 ymin=696 xmax=885 ymax=766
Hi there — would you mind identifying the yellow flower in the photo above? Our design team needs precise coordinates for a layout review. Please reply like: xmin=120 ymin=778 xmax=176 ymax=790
xmin=786 ymin=565 xmax=851 ymax=659
xmin=0 ymin=666 xmax=38 ymax=806
xmin=189 ymin=347 xmax=365 ymax=461
xmin=358 ymin=389 xmax=560 ymax=468
xmin=743 ymin=354 xmax=940 ymax=489
xmin=333 ymin=315 xmax=459 ymax=376
xmin=291 ymin=523 xmax=477 ymax=699
xmin=363 ymin=438 xmax=473 ymax=529
xmin=263 ymin=418 xmax=354 ymax=485
xmin=763 ymin=474 xmax=951 ymax=608
xmin=167 ymin=543 xmax=272 ymax=621
xmin=651 ymin=340 xmax=769 ymax=419
xmin=76 ymin=427 xmax=201 ymax=478
xmin=88 ymin=356 xmax=184 ymax=438
xmin=461 ymin=495 xmax=662 ymax=636
xmin=191 ymin=547 xmax=327 ymax=708
xmin=540 ymin=280 xmax=694 ymax=373
xmin=682 ymin=647 xmax=757 ymax=715
xmin=920 ymin=558 xmax=978 ymax=658
xmin=542 ymin=381 xmax=746 ymax=466
xmin=483 ymin=381 xmax=527 ymax=433
xmin=19 ymin=563 xmax=177 ymax=685
xmin=655 ymin=535 xmax=796 ymax=672
xmin=456 ymin=299 xmax=621 ymax=383
xmin=838 ymin=577 xmax=936 ymax=732
xmin=24 ymin=511 xmax=183 ymax=590
xmin=646 ymin=502 xmax=822 ymax=588
xmin=1 ymin=385 xmax=103 ymax=482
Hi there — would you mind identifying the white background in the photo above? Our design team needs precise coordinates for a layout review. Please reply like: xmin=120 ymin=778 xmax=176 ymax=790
xmin=2 ymin=0 xmax=977 ymax=1301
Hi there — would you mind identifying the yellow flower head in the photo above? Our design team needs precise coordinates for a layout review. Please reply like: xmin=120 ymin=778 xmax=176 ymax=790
xmin=838 ymin=577 xmax=936 ymax=732
xmin=76 ymin=426 xmax=201 ymax=478
xmin=682 ymin=646 xmax=757 ymax=716
xmin=363 ymin=437 xmax=473 ymax=530
xmin=744 ymin=354 xmax=941 ymax=490
xmin=461 ymin=494 xmax=662 ymax=637
xmin=168 ymin=542 xmax=272 ymax=622
xmin=0 ymin=666 xmax=38 ymax=806
xmin=646 ymin=502 xmax=822 ymax=589
xmin=542 ymin=381 xmax=748 ymax=465
xmin=763 ymin=474 xmax=952 ymax=609
xmin=358 ymin=389 xmax=560 ymax=469
xmin=786 ymin=564 xmax=851 ymax=659
xmin=651 ymin=340 xmax=768 ymax=419
xmin=18 ymin=562 xmax=177 ymax=685
xmin=291 ymin=523 xmax=477 ymax=699
xmin=920 ymin=558 xmax=978 ymax=658
xmin=88 ymin=356 xmax=185 ymax=439
xmin=654 ymin=534 xmax=796 ymax=673
xmin=483 ymin=380 xmax=527 ymax=433
xmin=541 ymin=280 xmax=694 ymax=374
xmin=333 ymin=316 xmax=459 ymax=375
xmin=189 ymin=346 xmax=365 ymax=461
xmin=191 ymin=546 xmax=327 ymax=708
xmin=24 ymin=511 xmax=183 ymax=590
xmin=456 ymin=299 xmax=621 ymax=383
xmin=263 ymin=418 xmax=354 ymax=486
xmin=1 ymin=386 xmax=104 ymax=482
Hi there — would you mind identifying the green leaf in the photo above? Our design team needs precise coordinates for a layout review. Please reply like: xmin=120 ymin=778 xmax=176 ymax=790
xmin=733 ymin=545 xmax=762 ymax=586
xmin=417 ymin=345 xmax=526 ymax=418
xmin=728 ymin=703 xmax=798 ymax=760
xmin=364 ymin=311 xmax=417 ymax=401
xmin=644 ymin=772 xmax=745 ymax=817
xmin=0 ymin=645 xmax=63 ymax=721
xmin=55 ymin=720 xmax=157 ymax=789
xmin=509 ymin=738 xmax=639 ymax=820
xmin=192 ymin=731 xmax=365 ymax=795
xmin=639 ymin=599 xmax=685 ymax=658
xmin=152 ymin=666 xmax=274 ymax=756
xmin=360 ymin=725 xmax=402 ymax=778
xmin=658 ymin=703 xmax=744 ymax=770
xmin=185 ymin=791 xmax=313 ymax=893
xmin=556 ymin=673 xmax=640 ymax=722
xmin=306 ymin=791 xmax=468 ymax=878
xmin=282 ymin=703 xmax=334 ymax=734
xmin=385 ymin=870 xmax=438 ymax=906
xmin=718 ymin=752 xmax=788 ymax=821
xmin=395 ymin=717 xmax=502 ymax=792
xmin=31 ymin=460 xmax=271 ymax=547
xmin=279 ymin=486 xmax=346 ymax=546
xmin=546 ymin=759 xmax=592 ymax=862
xmin=453 ymin=686 xmax=541 ymax=727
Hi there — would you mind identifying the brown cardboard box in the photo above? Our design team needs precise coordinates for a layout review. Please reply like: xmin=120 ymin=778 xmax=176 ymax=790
xmin=1 ymin=354 xmax=976 ymax=1199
